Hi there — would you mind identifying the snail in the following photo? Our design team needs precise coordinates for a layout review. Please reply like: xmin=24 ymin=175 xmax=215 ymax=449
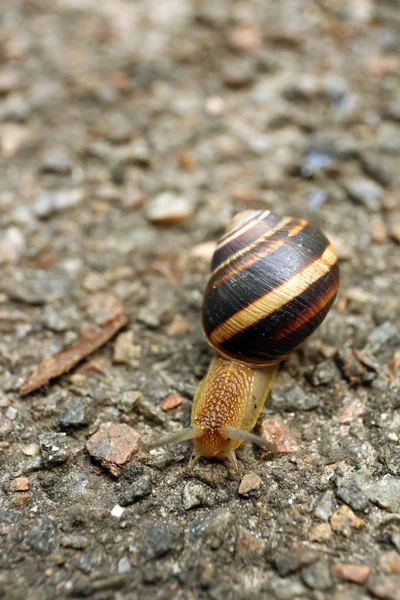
xmin=145 ymin=210 xmax=339 ymax=471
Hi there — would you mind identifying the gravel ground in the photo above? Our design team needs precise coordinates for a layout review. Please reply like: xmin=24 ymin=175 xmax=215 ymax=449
xmin=0 ymin=1 xmax=400 ymax=599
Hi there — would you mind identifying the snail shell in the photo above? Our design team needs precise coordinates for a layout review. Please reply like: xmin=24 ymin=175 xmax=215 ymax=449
xmin=202 ymin=210 xmax=339 ymax=366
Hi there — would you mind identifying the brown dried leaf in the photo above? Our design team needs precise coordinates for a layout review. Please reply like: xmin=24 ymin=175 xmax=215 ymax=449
xmin=20 ymin=312 xmax=128 ymax=395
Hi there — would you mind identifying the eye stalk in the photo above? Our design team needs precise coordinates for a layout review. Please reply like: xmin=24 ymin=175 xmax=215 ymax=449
xmin=145 ymin=210 xmax=339 ymax=471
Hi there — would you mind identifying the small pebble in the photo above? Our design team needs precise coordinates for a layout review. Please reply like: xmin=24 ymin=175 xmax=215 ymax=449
xmin=0 ymin=392 xmax=10 ymax=408
xmin=378 ymin=552 xmax=400 ymax=574
xmin=86 ymin=422 xmax=140 ymax=477
xmin=146 ymin=192 xmax=194 ymax=225
xmin=117 ymin=391 xmax=141 ymax=413
xmin=227 ymin=25 xmax=262 ymax=52
xmin=111 ymin=505 xmax=125 ymax=518
xmin=162 ymin=394 xmax=183 ymax=412
xmin=0 ymin=227 xmax=26 ymax=265
xmin=39 ymin=433 xmax=70 ymax=468
xmin=10 ymin=477 xmax=29 ymax=492
xmin=336 ymin=479 xmax=369 ymax=511
xmin=370 ymin=215 xmax=388 ymax=244
xmin=308 ymin=523 xmax=332 ymax=542
xmin=235 ymin=527 xmax=266 ymax=558
xmin=368 ymin=575 xmax=400 ymax=600
xmin=330 ymin=505 xmax=365 ymax=537
xmin=183 ymin=482 xmax=207 ymax=510
xmin=301 ymin=560 xmax=332 ymax=590
xmin=337 ymin=399 xmax=365 ymax=424
xmin=21 ymin=443 xmax=40 ymax=457
xmin=314 ymin=490 xmax=333 ymax=521
xmin=113 ymin=331 xmax=141 ymax=363
xmin=259 ymin=419 xmax=298 ymax=454
xmin=310 ymin=359 xmax=338 ymax=386
xmin=86 ymin=293 xmax=124 ymax=326
xmin=119 ymin=475 xmax=152 ymax=505
xmin=5 ymin=406 xmax=17 ymax=421
xmin=118 ymin=556 xmax=131 ymax=574
xmin=40 ymin=149 xmax=73 ymax=174
xmin=166 ymin=314 xmax=191 ymax=337
xmin=238 ymin=473 xmax=262 ymax=496
xmin=332 ymin=563 xmax=371 ymax=584
xmin=368 ymin=476 xmax=400 ymax=513
xmin=34 ymin=189 xmax=84 ymax=218
xmin=343 ymin=177 xmax=384 ymax=212
xmin=59 ymin=397 xmax=87 ymax=429
xmin=60 ymin=535 xmax=89 ymax=550
xmin=271 ymin=546 xmax=319 ymax=576
xmin=223 ymin=58 xmax=256 ymax=88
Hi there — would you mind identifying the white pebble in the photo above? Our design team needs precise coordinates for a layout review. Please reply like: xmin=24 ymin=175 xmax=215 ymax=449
xmin=111 ymin=504 xmax=125 ymax=518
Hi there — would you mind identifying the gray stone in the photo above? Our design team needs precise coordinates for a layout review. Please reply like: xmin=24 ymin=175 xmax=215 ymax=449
xmin=223 ymin=58 xmax=256 ymax=88
xmin=78 ymin=551 xmax=103 ymax=574
xmin=366 ymin=322 xmax=399 ymax=354
xmin=24 ymin=517 xmax=57 ymax=554
xmin=5 ymin=272 xmax=72 ymax=305
xmin=310 ymin=359 xmax=338 ymax=386
xmin=119 ymin=475 xmax=152 ymax=505
xmin=378 ymin=124 xmax=400 ymax=153
xmin=336 ymin=479 xmax=369 ymax=511
xmin=272 ymin=547 xmax=319 ymax=576
xmin=39 ymin=432 xmax=70 ymax=468
xmin=117 ymin=391 xmax=141 ymax=413
xmin=301 ymin=560 xmax=332 ymax=590
xmin=40 ymin=149 xmax=73 ymax=174
xmin=192 ymin=508 xmax=233 ymax=539
xmin=0 ymin=227 xmax=26 ymax=265
xmin=34 ymin=189 xmax=84 ymax=218
xmin=140 ymin=522 xmax=184 ymax=560
xmin=117 ymin=556 xmax=131 ymax=574
xmin=314 ymin=490 xmax=333 ymax=521
xmin=183 ymin=482 xmax=207 ymax=510
xmin=360 ymin=151 xmax=393 ymax=186
xmin=41 ymin=306 xmax=68 ymax=332
xmin=343 ymin=177 xmax=384 ymax=212
xmin=59 ymin=398 xmax=87 ymax=429
xmin=271 ymin=380 xmax=318 ymax=411
xmin=270 ymin=578 xmax=308 ymax=600
xmin=368 ymin=476 xmax=400 ymax=513
xmin=145 ymin=192 xmax=194 ymax=225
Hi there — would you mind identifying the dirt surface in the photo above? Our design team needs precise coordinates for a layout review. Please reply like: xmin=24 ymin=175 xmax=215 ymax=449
xmin=1 ymin=1 xmax=400 ymax=599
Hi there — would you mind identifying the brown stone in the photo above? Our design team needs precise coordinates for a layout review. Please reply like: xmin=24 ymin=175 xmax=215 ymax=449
xmin=370 ymin=215 xmax=388 ymax=244
xmin=167 ymin=314 xmax=191 ymax=337
xmin=162 ymin=394 xmax=183 ymax=412
xmin=238 ymin=473 xmax=261 ymax=496
xmin=332 ymin=563 xmax=371 ymax=584
xmin=369 ymin=575 xmax=400 ymax=600
xmin=308 ymin=523 xmax=332 ymax=542
xmin=337 ymin=399 xmax=365 ymax=424
xmin=86 ymin=422 xmax=140 ymax=477
xmin=259 ymin=418 xmax=298 ymax=454
xmin=330 ymin=505 xmax=365 ymax=537
xmin=227 ymin=25 xmax=263 ymax=52
xmin=379 ymin=552 xmax=400 ymax=574
xmin=10 ymin=477 xmax=29 ymax=492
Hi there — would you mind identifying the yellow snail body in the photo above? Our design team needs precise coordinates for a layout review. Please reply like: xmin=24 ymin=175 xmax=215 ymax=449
xmin=145 ymin=210 xmax=340 ymax=471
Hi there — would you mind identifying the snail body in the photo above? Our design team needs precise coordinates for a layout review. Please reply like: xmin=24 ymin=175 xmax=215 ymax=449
xmin=146 ymin=210 xmax=339 ymax=470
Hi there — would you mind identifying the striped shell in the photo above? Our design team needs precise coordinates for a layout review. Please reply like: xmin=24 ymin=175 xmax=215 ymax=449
xmin=202 ymin=210 xmax=339 ymax=366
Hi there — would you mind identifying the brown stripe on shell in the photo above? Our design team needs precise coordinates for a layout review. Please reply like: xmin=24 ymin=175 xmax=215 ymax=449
xmin=208 ymin=217 xmax=306 ymax=291
xmin=203 ymin=224 xmax=331 ymax=335
xmin=208 ymin=244 xmax=337 ymax=348
xmin=211 ymin=211 xmax=280 ymax=272
xmin=212 ymin=263 xmax=339 ymax=366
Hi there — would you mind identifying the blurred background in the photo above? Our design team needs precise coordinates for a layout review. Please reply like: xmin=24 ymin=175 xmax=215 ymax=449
xmin=0 ymin=1 xmax=400 ymax=598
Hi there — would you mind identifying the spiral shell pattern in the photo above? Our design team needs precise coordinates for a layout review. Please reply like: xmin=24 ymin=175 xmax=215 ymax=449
xmin=202 ymin=210 xmax=339 ymax=366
